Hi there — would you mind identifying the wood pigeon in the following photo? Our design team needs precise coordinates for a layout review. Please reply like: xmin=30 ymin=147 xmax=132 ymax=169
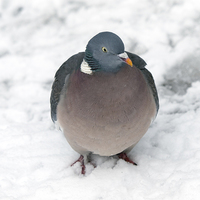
xmin=50 ymin=31 xmax=159 ymax=174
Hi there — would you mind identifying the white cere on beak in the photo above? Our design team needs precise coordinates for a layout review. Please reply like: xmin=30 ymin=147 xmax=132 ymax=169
xmin=118 ymin=52 xmax=128 ymax=59
xmin=80 ymin=59 xmax=93 ymax=75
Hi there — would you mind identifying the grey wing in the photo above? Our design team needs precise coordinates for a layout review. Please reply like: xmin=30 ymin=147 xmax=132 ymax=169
xmin=126 ymin=51 xmax=147 ymax=69
xmin=140 ymin=68 xmax=159 ymax=112
xmin=50 ymin=52 xmax=85 ymax=123
xmin=126 ymin=51 xmax=159 ymax=112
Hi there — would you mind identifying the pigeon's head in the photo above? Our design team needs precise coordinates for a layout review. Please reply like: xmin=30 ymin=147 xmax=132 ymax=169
xmin=81 ymin=31 xmax=133 ymax=74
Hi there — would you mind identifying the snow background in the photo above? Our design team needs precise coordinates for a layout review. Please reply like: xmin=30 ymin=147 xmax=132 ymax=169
xmin=1 ymin=0 xmax=200 ymax=199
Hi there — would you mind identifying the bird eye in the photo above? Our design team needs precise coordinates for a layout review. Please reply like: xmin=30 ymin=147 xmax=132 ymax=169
xmin=102 ymin=47 xmax=107 ymax=52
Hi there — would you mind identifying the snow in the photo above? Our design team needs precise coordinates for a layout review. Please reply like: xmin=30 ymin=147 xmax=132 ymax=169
xmin=1 ymin=0 xmax=200 ymax=199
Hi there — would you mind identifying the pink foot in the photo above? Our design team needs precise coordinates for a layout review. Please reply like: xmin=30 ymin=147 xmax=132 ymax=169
xmin=118 ymin=152 xmax=137 ymax=166
xmin=71 ymin=155 xmax=86 ymax=174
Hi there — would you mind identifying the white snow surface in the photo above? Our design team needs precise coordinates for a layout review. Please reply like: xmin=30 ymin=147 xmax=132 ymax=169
xmin=1 ymin=0 xmax=200 ymax=199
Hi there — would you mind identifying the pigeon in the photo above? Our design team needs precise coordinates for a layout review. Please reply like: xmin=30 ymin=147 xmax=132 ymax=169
xmin=50 ymin=31 xmax=159 ymax=174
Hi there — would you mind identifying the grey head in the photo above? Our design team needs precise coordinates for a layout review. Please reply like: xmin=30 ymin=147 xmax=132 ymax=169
xmin=81 ymin=31 xmax=132 ymax=74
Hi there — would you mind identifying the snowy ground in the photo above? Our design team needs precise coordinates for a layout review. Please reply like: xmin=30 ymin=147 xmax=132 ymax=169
xmin=1 ymin=0 xmax=200 ymax=199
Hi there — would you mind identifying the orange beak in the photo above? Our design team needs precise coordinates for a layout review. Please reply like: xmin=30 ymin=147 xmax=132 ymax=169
xmin=125 ymin=57 xmax=133 ymax=67
xmin=118 ymin=52 xmax=133 ymax=67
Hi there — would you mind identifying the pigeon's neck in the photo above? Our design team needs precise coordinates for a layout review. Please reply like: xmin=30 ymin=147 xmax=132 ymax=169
xmin=83 ymin=50 xmax=99 ymax=72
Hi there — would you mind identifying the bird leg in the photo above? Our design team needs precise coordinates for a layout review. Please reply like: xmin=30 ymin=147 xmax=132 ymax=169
xmin=117 ymin=152 xmax=137 ymax=166
xmin=71 ymin=153 xmax=137 ymax=174
xmin=71 ymin=155 xmax=86 ymax=174
xmin=87 ymin=154 xmax=97 ymax=168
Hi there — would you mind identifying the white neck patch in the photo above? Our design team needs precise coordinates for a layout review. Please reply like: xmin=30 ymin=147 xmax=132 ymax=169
xmin=80 ymin=59 xmax=93 ymax=75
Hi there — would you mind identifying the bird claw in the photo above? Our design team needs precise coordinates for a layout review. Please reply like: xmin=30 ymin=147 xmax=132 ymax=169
xmin=71 ymin=155 xmax=86 ymax=174
xmin=71 ymin=154 xmax=97 ymax=175
xmin=71 ymin=153 xmax=136 ymax=174
xmin=117 ymin=152 xmax=137 ymax=166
